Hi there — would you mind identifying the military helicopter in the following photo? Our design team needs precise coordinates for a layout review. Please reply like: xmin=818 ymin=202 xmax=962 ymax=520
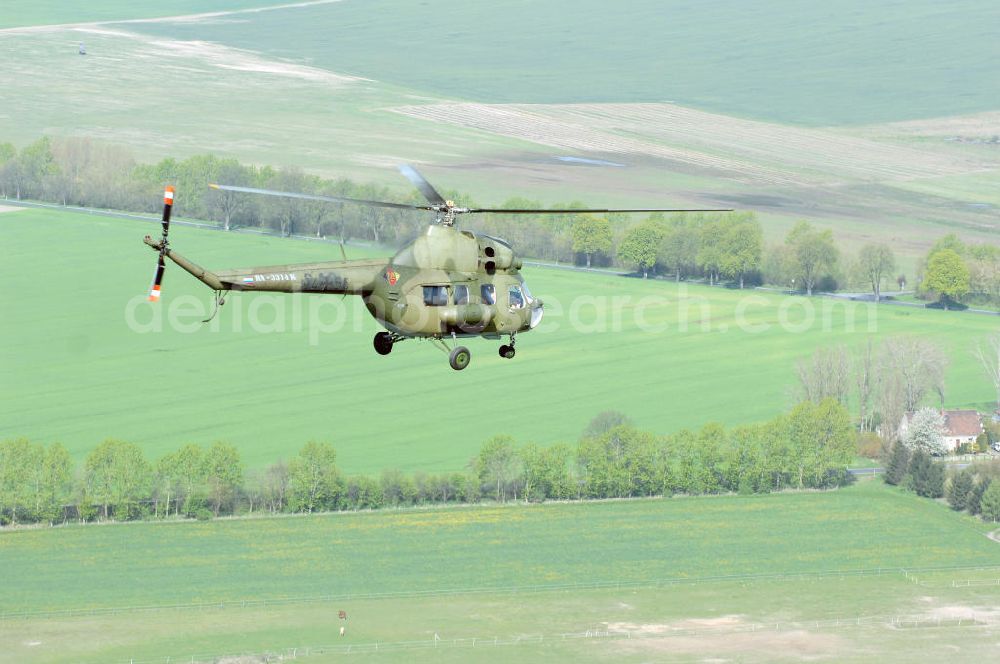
xmin=144 ymin=165 xmax=729 ymax=369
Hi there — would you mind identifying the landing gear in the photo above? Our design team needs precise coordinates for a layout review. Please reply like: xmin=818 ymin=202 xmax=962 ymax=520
xmin=373 ymin=331 xmax=394 ymax=355
xmin=449 ymin=346 xmax=471 ymax=371
xmin=498 ymin=335 xmax=516 ymax=359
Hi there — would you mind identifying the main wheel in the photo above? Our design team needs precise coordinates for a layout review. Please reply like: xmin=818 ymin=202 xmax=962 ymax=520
xmin=373 ymin=331 xmax=393 ymax=355
xmin=449 ymin=346 xmax=471 ymax=371
xmin=498 ymin=344 xmax=516 ymax=359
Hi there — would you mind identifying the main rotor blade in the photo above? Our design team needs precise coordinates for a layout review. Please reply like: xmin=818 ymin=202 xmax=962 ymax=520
xmin=209 ymin=183 xmax=433 ymax=211
xmin=398 ymin=164 xmax=447 ymax=206
xmin=466 ymin=207 xmax=734 ymax=214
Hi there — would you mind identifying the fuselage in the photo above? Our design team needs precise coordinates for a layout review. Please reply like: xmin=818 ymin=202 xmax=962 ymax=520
xmin=367 ymin=225 xmax=542 ymax=338
xmin=186 ymin=224 xmax=542 ymax=339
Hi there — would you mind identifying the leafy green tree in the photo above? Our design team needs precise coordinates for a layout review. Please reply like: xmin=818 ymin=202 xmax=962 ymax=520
xmin=345 ymin=474 xmax=384 ymax=510
xmin=380 ymin=468 xmax=418 ymax=505
xmin=923 ymin=248 xmax=970 ymax=308
xmin=83 ymin=440 xmax=152 ymax=520
xmin=617 ymin=222 xmax=663 ymax=277
xmin=571 ymin=215 xmax=613 ymax=268
xmin=520 ymin=443 xmax=573 ymax=501
xmin=857 ymin=243 xmax=896 ymax=302
xmin=786 ymin=399 xmax=854 ymax=488
xmin=40 ymin=443 xmax=73 ymax=524
xmin=786 ymin=221 xmax=838 ymax=295
xmin=155 ymin=444 xmax=208 ymax=517
xmin=204 ymin=442 xmax=244 ymax=516
xmin=883 ymin=441 xmax=910 ymax=486
xmin=947 ymin=470 xmax=974 ymax=511
xmin=979 ymin=482 xmax=1000 ymax=522
xmin=658 ymin=216 xmax=701 ymax=281
xmin=578 ymin=425 xmax=662 ymax=498
xmin=0 ymin=142 xmax=16 ymax=198
xmin=719 ymin=214 xmax=763 ymax=288
xmin=16 ymin=136 xmax=57 ymax=200
xmin=287 ymin=441 xmax=342 ymax=513
xmin=696 ymin=216 xmax=729 ymax=285
xmin=476 ymin=435 xmax=520 ymax=502
xmin=0 ymin=438 xmax=44 ymax=524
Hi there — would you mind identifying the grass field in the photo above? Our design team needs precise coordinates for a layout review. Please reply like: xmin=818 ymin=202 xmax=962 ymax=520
xmin=0 ymin=0 xmax=295 ymax=29
xmin=2 ymin=206 xmax=998 ymax=473
xmin=125 ymin=0 xmax=1000 ymax=127
xmin=3 ymin=1 xmax=998 ymax=263
xmin=2 ymin=481 xmax=999 ymax=662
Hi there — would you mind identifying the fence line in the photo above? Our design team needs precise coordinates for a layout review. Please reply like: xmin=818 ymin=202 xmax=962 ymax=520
xmin=6 ymin=562 xmax=1000 ymax=622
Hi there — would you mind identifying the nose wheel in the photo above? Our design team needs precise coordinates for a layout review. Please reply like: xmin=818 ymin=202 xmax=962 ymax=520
xmin=498 ymin=336 xmax=516 ymax=359
xmin=373 ymin=331 xmax=402 ymax=355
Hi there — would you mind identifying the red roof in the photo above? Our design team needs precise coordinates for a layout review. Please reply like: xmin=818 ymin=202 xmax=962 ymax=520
xmin=942 ymin=410 xmax=983 ymax=438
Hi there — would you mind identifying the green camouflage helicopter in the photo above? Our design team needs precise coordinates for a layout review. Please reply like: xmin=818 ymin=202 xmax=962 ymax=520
xmin=144 ymin=165 xmax=728 ymax=370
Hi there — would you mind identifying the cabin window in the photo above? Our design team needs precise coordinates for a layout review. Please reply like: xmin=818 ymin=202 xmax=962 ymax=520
xmin=455 ymin=284 xmax=470 ymax=305
xmin=508 ymin=285 xmax=525 ymax=309
xmin=480 ymin=284 xmax=496 ymax=305
xmin=422 ymin=285 xmax=448 ymax=306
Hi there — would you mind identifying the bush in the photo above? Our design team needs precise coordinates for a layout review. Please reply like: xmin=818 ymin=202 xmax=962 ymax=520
xmin=856 ymin=432 xmax=884 ymax=459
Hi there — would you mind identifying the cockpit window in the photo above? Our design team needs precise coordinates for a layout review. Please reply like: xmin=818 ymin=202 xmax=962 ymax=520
xmin=455 ymin=284 xmax=470 ymax=305
xmin=423 ymin=285 xmax=448 ymax=306
xmin=508 ymin=285 xmax=525 ymax=309
xmin=480 ymin=284 xmax=496 ymax=305
xmin=521 ymin=282 xmax=534 ymax=304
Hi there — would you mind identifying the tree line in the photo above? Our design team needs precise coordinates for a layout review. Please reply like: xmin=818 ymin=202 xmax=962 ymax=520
xmin=914 ymin=234 xmax=1000 ymax=309
xmin=0 ymin=400 xmax=855 ymax=527
xmin=7 ymin=134 xmax=994 ymax=306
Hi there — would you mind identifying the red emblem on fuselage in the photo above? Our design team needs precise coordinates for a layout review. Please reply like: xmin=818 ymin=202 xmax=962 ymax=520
xmin=385 ymin=269 xmax=400 ymax=286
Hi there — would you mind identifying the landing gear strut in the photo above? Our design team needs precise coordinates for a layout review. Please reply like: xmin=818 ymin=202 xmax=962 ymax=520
xmin=498 ymin=335 xmax=516 ymax=359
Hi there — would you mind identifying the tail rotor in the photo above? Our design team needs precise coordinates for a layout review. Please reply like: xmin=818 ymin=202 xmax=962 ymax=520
xmin=147 ymin=186 xmax=175 ymax=301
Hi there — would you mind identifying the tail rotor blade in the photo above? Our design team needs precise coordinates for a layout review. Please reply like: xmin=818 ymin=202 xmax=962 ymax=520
xmin=148 ymin=258 xmax=164 ymax=301
xmin=147 ymin=185 xmax=174 ymax=301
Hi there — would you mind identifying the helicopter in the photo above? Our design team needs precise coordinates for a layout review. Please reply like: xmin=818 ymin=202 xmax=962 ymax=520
xmin=144 ymin=165 xmax=730 ymax=370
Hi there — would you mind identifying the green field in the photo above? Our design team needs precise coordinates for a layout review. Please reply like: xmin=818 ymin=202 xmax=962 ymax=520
xmin=2 ymin=206 xmax=998 ymax=472
xmin=3 ymin=0 xmax=999 ymax=263
xmin=125 ymin=0 xmax=1000 ymax=127
xmin=0 ymin=0 xmax=286 ymax=29
xmin=2 ymin=481 xmax=999 ymax=662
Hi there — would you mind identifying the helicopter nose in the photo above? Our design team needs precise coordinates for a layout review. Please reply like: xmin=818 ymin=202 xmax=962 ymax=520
xmin=529 ymin=300 xmax=544 ymax=329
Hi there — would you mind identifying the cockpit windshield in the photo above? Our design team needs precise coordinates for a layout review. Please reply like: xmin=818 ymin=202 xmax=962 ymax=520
xmin=521 ymin=282 xmax=535 ymax=304
xmin=508 ymin=285 xmax=525 ymax=309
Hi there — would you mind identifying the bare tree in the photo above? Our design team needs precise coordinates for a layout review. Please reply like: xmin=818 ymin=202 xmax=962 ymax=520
xmin=880 ymin=337 xmax=948 ymax=411
xmin=853 ymin=340 xmax=876 ymax=432
xmin=975 ymin=334 xmax=1000 ymax=410
xmin=874 ymin=337 xmax=949 ymax=439
xmin=794 ymin=346 xmax=850 ymax=405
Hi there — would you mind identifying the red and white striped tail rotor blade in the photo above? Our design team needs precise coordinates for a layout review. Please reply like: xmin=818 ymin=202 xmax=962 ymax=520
xmin=146 ymin=186 xmax=174 ymax=301
xmin=148 ymin=259 xmax=165 ymax=301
